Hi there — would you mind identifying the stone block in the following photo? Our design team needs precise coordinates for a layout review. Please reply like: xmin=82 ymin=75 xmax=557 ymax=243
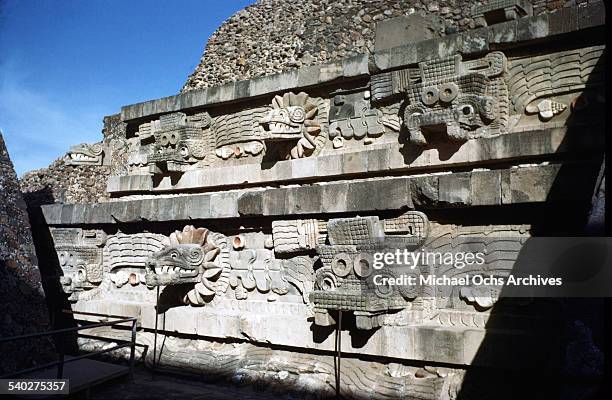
xmin=577 ymin=1 xmax=606 ymax=30
xmin=508 ymin=165 xmax=559 ymax=203
xmin=471 ymin=170 xmax=501 ymax=206
xmin=342 ymin=54 xmax=369 ymax=77
xmin=501 ymin=169 xmax=512 ymax=204
xmin=516 ymin=14 xmax=549 ymax=42
xmin=488 ymin=20 xmax=517 ymax=44
xmin=461 ymin=27 xmax=490 ymax=54
xmin=261 ymin=188 xmax=289 ymax=216
xmin=366 ymin=147 xmax=391 ymax=172
xmin=296 ymin=65 xmax=321 ymax=87
xmin=417 ymin=34 xmax=463 ymax=62
xmin=291 ymin=158 xmax=316 ymax=180
xmin=341 ymin=151 xmax=368 ymax=175
xmin=345 ymin=178 xmax=412 ymax=212
xmin=237 ymin=192 xmax=264 ymax=216
xmin=249 ymin=69 xmax=299 ymax=96
xmin=318 ymin=62 xmax=343 ymax=82
xmin=374 ymin=14 xmax=443 ymax=52
xmin=547 ymin=5 xmax=577 ymax=35
xmin=439 ymin=173 xmax=471 ymax=206
xmin=411 ymin=175 xmax=439 ymax=207
xmin=320 ymin=183 xmax=349 ymax=213
xmin=285 ymin=185 xmax=322 ymax=214
xmin=315 ymin=154 xmax=343 ymax=177
xmin=233 ymin=79 xmax=250 ymax=99
xmin=205 ymin=82 xmax=235 ymax=104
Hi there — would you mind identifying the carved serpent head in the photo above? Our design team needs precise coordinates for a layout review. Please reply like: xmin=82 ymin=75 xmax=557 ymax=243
xmin=145 ymin=226 xmax=228 ymax=305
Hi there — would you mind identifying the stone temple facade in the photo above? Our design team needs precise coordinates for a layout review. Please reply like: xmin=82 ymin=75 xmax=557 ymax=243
xmin=16 ymin=0 xmax=606 ymax=398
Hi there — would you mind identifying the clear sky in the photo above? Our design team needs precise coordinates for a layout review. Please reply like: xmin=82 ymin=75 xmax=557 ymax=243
xmin=0 ymin=0 xmax=253 ymax=176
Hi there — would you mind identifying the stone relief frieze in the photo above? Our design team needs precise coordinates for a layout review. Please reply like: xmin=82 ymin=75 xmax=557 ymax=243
xmin=113 ymin=46 xmax=604 ymax=186
xmin=144 ymin=225 xmax=231 ymax=306
xmin=507 ymin=45 xmax=605 ymax=125
xmin=372 ymin=51 xmax=509 ymax=145
xmin=212 ymin=108 xmax=266 ymax=160
xmin=370 ymin=46 xmax=604 ymax=145
xmin=104 ymin=232 xmax=169 ymax=288
xmin=49 ymin=217 xmax=553 ymax=342
xmin=260 ymin=92 xmax=328 ymax=159
xmin=311 ymin=213 xmax=428 ymax=330
xmin=50 ymin=228 xmax=107 ymax=301
xmin=65 ymin=142 xmax=110 ymax=166
xmin=145 ymin=112 xmax=214 ymax=174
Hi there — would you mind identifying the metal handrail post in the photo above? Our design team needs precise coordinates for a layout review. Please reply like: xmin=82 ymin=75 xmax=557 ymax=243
xmin=129 ymin=319 xmax=137 ymax=380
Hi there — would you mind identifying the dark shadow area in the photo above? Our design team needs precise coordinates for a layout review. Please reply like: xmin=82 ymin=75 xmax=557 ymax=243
xmin=455 ymin=51 xmax=606 ymax=399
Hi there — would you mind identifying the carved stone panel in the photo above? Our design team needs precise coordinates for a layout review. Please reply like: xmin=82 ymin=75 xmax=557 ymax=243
xmin=65 ymin=142 xmax=109 ymax=166
xmin=310 ymin=213 xmax=428 ymax=330
xmin=50 ymin=228 xmax=107 ymax=301
xmin=146 ymin=112 xmax=213 ymax=174
xmin=260 ymin=91 xmax=328 ymax=159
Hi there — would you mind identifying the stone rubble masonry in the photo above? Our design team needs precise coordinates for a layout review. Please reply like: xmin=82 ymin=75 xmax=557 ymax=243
xmin=123 ymin=1 xmax=605 ymax=122
xmin=181 ymin=0 xmax=593 ymax=92
xmin=20 ymin=114 xmax=128 ymax=206
xmin=0 ymin=132 xmax=51 ymax=374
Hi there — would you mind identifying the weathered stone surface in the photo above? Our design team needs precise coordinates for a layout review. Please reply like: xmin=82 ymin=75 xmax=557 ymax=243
xmin=46 ymin=164 xmax=592 ymax=225
xmin=181 ymin=0 xmax=580 ymax=91
xmin=374 ymin=14 xmax=443 ymax=52
xmin=0 ymin=132 xmax=52 ymax=374
xmin=120 ymin=3 xmax=605 ymax=123
xmin=107 ymin=128 xmax=602 ymax=194
xmin=19 ymin=2 xmax=607 ymax=398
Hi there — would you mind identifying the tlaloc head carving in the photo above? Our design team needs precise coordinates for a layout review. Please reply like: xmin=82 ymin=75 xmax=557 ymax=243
xmin=145 ymin=225 xmax=230 ymax=306
xmin=65 ymin=142 xmax=107 ymax=165
xmin=402 ymin=52 xmax=508 ymax=145
xmin=146 ymin=112 xmax=212 ymax=174
xmin=260 ymin=92 xmax=325 ymax=159
xmin=310 ymin=214 xmax=428 ymax=330
xmin=50 ymin=228 xmax=106 ymax=301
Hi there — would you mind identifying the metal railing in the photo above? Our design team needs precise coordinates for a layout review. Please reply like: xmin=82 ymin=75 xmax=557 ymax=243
xmin=0 ymin=310 xmax=138 ymax=380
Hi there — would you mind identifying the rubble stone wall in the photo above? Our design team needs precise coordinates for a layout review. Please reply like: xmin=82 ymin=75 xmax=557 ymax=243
xmin=182 ymin=0 xmax=594 ymax=91
xmin=0 ymin=132 xmax=51 ymax=374
xmin=20 ymin=114 xmax=128 ymax=206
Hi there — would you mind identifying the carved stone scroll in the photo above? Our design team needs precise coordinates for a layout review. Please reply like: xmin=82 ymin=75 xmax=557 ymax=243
xmin=65 ymin=142 xmax=109 ymax=166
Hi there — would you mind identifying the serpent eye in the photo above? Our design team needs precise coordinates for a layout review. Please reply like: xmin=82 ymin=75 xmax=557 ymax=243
xmin=160 ymin=134 xmax=169 ymax=146
xmin=171 ymin=252 xmax=178 ymax=259
xmin=180 ymin=146 xmax=189 ymax=158
xmin=461 ymin=105 xmax=475 ymax=116
xmin=289 ymin=107 xmax=305 ymax=123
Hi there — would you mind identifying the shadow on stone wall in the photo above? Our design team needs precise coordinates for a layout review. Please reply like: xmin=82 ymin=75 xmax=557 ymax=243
xmin=21 ymin=187 xmax=80 ymax=355
xmin=455 ymin=54 xmax=606 ymax=399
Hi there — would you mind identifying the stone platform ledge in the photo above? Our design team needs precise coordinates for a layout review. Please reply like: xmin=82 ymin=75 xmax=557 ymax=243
xmin=43 ymin=163 xmax=596 ymax=226
xmin=107 ymin=127 xmax=601 ymax=195
xmin=72 ymin=299 xmax=560 ymax=370
xmin=120 ymin=1 xmax=605 ymax=122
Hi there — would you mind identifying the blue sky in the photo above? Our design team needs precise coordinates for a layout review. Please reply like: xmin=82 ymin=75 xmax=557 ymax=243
xmin=0 ymin=0 xmax=253 ymax=176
